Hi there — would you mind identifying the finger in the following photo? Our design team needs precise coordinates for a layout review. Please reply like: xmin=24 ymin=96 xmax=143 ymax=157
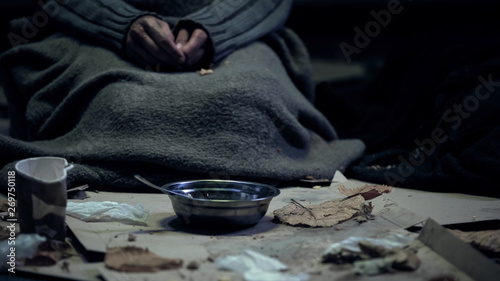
xmin=181 ymin=29 xmax=208 ymax=68
xmin=182 ymin=29 xmax=207 ymax=56
xmin=130 ymin=24 xmax=179 ymax=66
xmin=175 ymin=29 xmax=189 ymax=49
xmin=148 ymin=20 xmax=185 ymax=64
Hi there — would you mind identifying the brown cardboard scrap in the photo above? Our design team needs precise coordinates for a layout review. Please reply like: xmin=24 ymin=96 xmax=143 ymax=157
xmin=449 ymin=229 xmax=500 ymax=254
xmin=273 ymin=195 xmax=364 ymax=227
xmin=105 ymin=246 xmax=183 ymax=272
xmin=338 ymin=184 xmax=392 ymax=200
xmin=25 ymin=240 xmax=73 ymax=266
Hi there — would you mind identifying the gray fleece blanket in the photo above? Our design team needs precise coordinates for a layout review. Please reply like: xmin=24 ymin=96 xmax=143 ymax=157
xmin=0 ymin=27 xmax=364 ymax=190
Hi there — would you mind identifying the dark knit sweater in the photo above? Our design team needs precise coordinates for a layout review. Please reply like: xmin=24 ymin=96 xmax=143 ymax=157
xmin=41 ymin=0 xmax=292 ymax=63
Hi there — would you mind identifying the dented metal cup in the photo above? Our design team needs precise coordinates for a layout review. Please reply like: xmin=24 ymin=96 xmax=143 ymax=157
xmin=15 ymin=157 xmax=73 ymax=241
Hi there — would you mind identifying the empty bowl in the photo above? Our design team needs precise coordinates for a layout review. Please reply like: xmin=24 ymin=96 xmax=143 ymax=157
xmin=161 ymin=179 xmax=281 ymax=228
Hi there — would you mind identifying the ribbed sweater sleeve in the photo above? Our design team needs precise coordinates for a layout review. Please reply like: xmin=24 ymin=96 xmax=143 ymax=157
xmin=40 ymin=0 xmax=157 ymax=51
xmin=177 ymin=0 xmax=293 ymax=63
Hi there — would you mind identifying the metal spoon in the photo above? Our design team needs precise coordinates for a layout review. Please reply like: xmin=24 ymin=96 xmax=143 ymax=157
xmin=134 ymin=175 xmax=193 ymax=198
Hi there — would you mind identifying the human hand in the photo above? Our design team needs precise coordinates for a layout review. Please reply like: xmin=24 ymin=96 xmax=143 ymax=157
xmin=125 ymin=15 xmax=185 ymax=69
xmin=175 ymin=28 xmax=211 ymax=70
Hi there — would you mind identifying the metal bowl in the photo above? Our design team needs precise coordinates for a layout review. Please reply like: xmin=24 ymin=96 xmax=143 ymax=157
xmin=161 ymin=179 xmax=281 ymax=228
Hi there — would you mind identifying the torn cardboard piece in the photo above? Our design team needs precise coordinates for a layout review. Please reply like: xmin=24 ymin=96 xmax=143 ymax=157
xmin=25 ymin=239 xmax=72 ymax=266
xmin=273 ymin=195 xmax=365 ymax=227
xmin=418 ymin=218 xmax=500 ymax=281
xmin=105 ymin=246 xmax=183 ymax=272
xmin=338 ymin=184 xmax=392 ymax=200
xmin=449 ymin=229 xmax=500 ymax=255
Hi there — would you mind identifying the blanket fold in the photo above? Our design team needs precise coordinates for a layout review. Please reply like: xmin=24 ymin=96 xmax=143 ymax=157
xmin=0 ymin=28 xmax=364 ymax=190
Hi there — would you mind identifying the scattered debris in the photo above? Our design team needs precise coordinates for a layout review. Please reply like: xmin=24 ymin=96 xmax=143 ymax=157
xmin=321 ymin=234 xmax=418 ymax=276
xmin=60 ymin=261 xmax=70 ymax=273
xmin=322 ymin=234 xmax=413 ymax=264
xmin=273 ymin=195 xmax=365 ymax=227
xmin=186 ymin=260 xmax=200 ymax=270
xmin=25 ymin=239 xmax=72 ymax=266
xmin=354 ymin=241 xmax=419 ymax=275
xmin=338 ymin=184 xmax=392 ymax=200
xmin=127 ymin=233 xmax=137 ymax=242
xmin=312 ymin=185 xmax=321 ymax=189
xmin=215 ymin=249 xmax=309 ymax=281
xmin=449 ymin=229 xmax=500 ymax=254
xmin=224 ymin=60 xmax=230 ymax=67
xmin=105 ymin=246 xmax=183 ymax=272
xmin=355 ymin=202 xmax=375 ymax=222
xmin=199 ymin=68 xmax=214 ymax=76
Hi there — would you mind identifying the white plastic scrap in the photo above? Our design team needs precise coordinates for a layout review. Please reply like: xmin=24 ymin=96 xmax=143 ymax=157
xmin=215 ymin=249 xmax=309 ymax=281
xmin=244 ymin=271 xmax=310 ymax=281
xmin=322 ymin=233 xmax=413 ymax=259
xmin=1 ymin=234 xmax=47 ymax=267
xmin=66 ymin=201 xmax=148 ymax=225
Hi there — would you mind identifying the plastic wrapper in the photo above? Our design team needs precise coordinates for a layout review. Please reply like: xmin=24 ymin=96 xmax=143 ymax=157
xmin=66 ymin=201 xmax=148 ymax=225
xmin=215 ymin=249 xmax=309 ymax=281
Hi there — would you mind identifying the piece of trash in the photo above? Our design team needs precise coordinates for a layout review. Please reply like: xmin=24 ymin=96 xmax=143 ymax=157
xmin=105 ymin=246 xmax=183 ymax=272
xmin=1 ymin=233 xmax=46 ymax=268
xmin=312 ymin=185 xmax=321 ymax=189
xmin=243 ymin=271 xmax=310 ymax=281
xmin=61 ymin=260 xmax=70 ymax=273
xmin=127 ymin=233 xmax=137 ymax=242
xmin=356 ymin=202 xmax=375 ymax=222
xmin=273 ymin=195 xmax=365 ymax=227
xmin=187 ymin=260 xmax=199 ymax=270
xmin=66 ymin=201 xmax=148 ymax=225
xmin=338 ymin=184 xmax=392 ymax=200
xmin=199 ymin=68 xmax=214 ymax=76
xmin=449 ymin=229 xmax=500 ymax=254
xmin=353 ymin=241 xmax=419 ymax=275
xmin=25 ymin=239 xmax=72 ymax=266
xmin=321 ymin=234 xmax=413 ymax=263
xmin=321 ymin=234 xmax=418 ymax=276
xmin=215 ymin=249 xmax=309 ymax=281
xmin=215 ymin=249 xmax=287 ymax=272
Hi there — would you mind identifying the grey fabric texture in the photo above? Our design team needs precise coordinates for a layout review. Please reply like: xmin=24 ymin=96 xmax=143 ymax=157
xmin=0 ymin=28 xmax=364 ymax=190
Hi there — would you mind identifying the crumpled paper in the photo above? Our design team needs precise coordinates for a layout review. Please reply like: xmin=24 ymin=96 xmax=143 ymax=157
xmin=66 ymin=201 xmax=148 ymax=225
xmin=215 ymin=249 xmax=309 ymax=281
xmin=322 ymin=233 xmax=412 ymax=263
xmin=322 ymin=234 xmax=419 ymax=275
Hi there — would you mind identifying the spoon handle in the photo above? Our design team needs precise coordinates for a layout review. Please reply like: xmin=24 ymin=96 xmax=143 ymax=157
xmin=134 ymin=175 xmax=165 ymax=192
